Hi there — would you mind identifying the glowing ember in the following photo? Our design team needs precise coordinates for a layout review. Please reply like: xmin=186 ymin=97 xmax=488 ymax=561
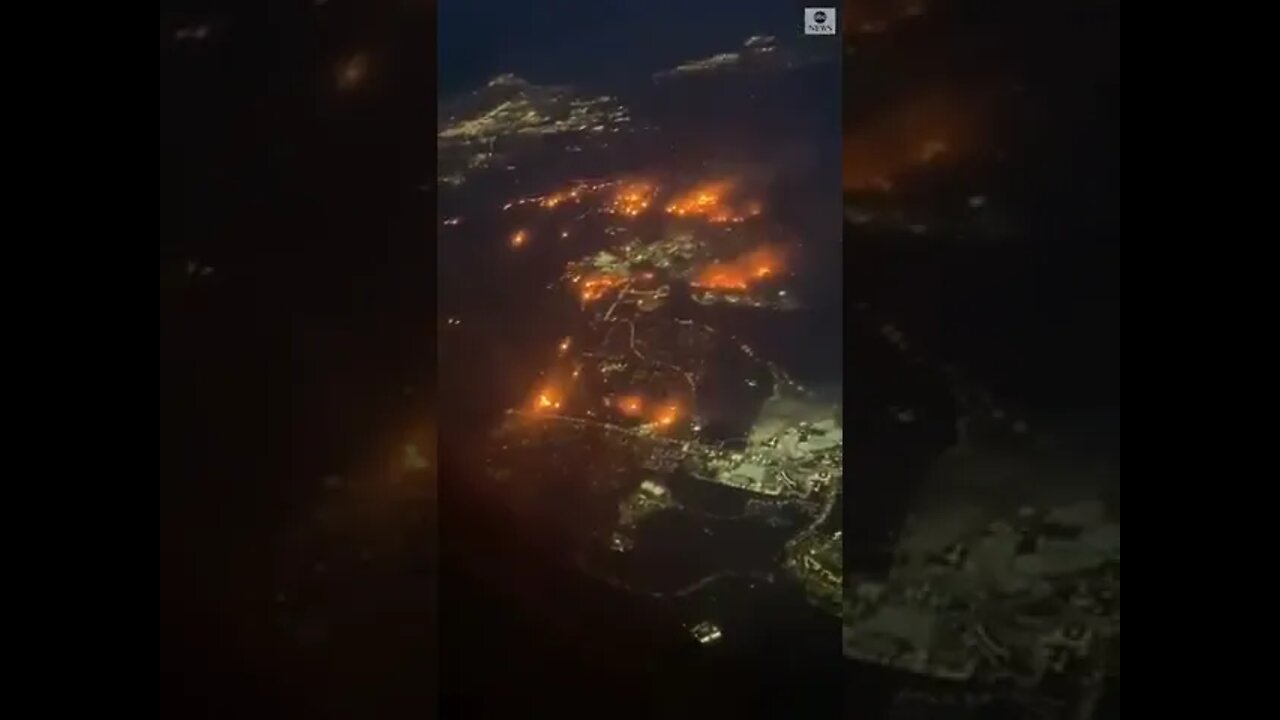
xmin=614 ymin=394 xmax=645 ymax=417
xmin=505 ymin=181 xmax=616 ymax=212
xmin=653 ymin=403 xmax=681 ymax=428
xmin=695 ymin=269 xmax=747 ymax=291
xmin=665 ymin=180 xmax=757 ymax=223
xmin=510 ymin=229 xmax=528 ymax=248
xmin=539 ymin=185 xmax=585 ymax=209
xmin=576 ymin=273 xmax=625 ymax=303
xmin=693 ymin=246 xmax=784 ymax=291
xmin=608 ymin=181 xmax=657 ymax=217
xmin=666 ymin=181 xmax=732 ymax=218
xmin=558 ymin=337 xmax=572 ymax=354
xmin=533 ymin=386 xmax=563 ymax=412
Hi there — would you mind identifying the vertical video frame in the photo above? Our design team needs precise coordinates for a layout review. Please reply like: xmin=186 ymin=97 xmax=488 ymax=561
xmin=438 ymin=2 xmax=844 ymax=715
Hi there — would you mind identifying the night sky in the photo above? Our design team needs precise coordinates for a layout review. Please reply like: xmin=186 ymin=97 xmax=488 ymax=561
xmin=439 ymin=0 xmax=802 ymax=96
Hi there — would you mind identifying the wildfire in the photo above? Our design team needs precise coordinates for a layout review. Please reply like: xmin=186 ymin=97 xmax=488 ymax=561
xmin=532 ymin=384 xmax=563 ymax=412
xmin=652 ymin=403 xmax=681 ymax=429
xmin=665 ymin=180 xmax=758 ymax=223
xmin=844 ymin=90 xmax=974 ymax=193
xmin=608 ymin=181 xmax=657 ymax=217
xmin=505 ymin=180 xmax=613 ymax=212
xmin=510 ymin=229 xmax=528 ymax=248
xmin=539 ymin=185 xmax=586 ymax=209
xmin=693 ymin=246 xmax=784 ymax=291
xmin=576 ymin=273 xmax=626 ymax=303
xmin=613 ymin=394 xmax=645 ymax=417
xmin=666 ymin=181 xmax=731 ymax=218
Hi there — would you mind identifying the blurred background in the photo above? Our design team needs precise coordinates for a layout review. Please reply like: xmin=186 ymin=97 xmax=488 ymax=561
xmin=160 ymin=2 xmax=436 ymax=717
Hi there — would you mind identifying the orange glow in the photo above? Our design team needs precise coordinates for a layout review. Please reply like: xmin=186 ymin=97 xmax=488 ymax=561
xmin=532 ymin=385 xmax=563 ymax=412
xmin=843 ymin=0 xmax=928 ymax=36
xmin=652 ymin=403 xmax=681 ymax=429
xmin=507 ymin=180 xmax=615 ymax=213
xmin=608 ymin=181 xmax=657 ymax=217
xmin=665 ymin=180 xmax=758 ymax=223
xmin=576 ymin=273 xmax=626 ymax=303
xmin=613 ymin=394 xmax=645 ymax=417
xmin=844 ymin=90 xmax=976 ymax=192
xmin=510 ymin=229 xmax=528 ymax=248
xmin=693 ymin=246 xmax=785 ymax=291
xmin=539 ymin=185 xmax=586 ymax=209
xmin=666 ymin=181 xmax=731 ymax=218
xmin=558 ymin=337 xmax=572 ymax=354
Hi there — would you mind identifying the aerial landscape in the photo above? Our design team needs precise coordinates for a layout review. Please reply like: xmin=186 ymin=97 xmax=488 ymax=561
xmin=437 ymin=1 xmax=1118 ymax=717
xmin=438 ymin=3 xmax=844 ymax=714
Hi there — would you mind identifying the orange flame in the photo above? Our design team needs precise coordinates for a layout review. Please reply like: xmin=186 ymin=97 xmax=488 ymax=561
xmin=510 ymin=229 xmax=528 ymax=248
xmin=665 ymin=181 xmax=758 ymax=223
xmin=613 ymin=394 xmax=645 ymax=417
xmin=576 ymin=273 xmax=626 ymax=303
xmin=693 ymin=246 xmax=784 ymax=291
xmin=608 ymin=181 xmax=657 ymax=217
xmin=532 ymin=384 xmax=563 ymax=412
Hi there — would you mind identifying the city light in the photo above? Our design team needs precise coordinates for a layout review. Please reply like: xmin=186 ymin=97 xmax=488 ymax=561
xmin=539 ymin=185 xmax=585 ymax=209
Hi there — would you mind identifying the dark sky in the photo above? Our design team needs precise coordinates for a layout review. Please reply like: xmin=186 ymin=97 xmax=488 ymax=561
xmin=439 ymin=0 xmax=808 ymax=96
